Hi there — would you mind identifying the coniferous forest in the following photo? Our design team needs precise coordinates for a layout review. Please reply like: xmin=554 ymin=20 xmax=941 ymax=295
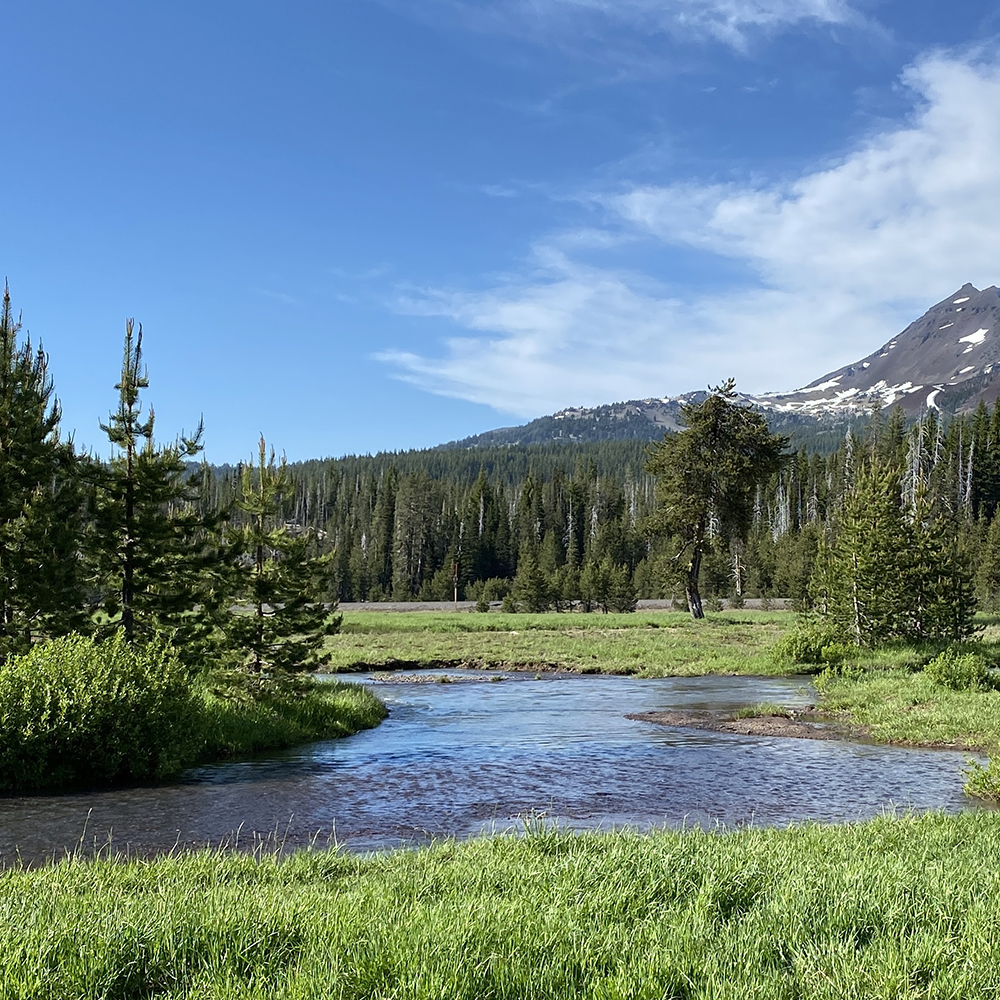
xmin=0 ymin=286 xmax=384 ymax=792
xmin=4 ymin=282 xmax=1000 ymax=645
xmin=217 ymin=387 xmax=999 ymax=634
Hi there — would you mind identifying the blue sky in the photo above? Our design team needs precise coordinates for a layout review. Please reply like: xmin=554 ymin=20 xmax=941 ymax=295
xmin=5 ymin=1 xmax=1000 ymax=461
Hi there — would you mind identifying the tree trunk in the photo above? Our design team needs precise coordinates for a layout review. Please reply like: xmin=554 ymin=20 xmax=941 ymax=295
xmin=686 ymin=545 xmax=704 ymax=619
xmin=121 ymin=444 xmax=135 ymax=641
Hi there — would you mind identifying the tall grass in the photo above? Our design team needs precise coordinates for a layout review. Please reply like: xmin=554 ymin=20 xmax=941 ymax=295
xmin=4 ymin=812 xmax=1000 ymax=997
xmin=815 ymin=668 xmax=1000 ymax=750
xmin=196 ymin=677 xmax=387 ymax=760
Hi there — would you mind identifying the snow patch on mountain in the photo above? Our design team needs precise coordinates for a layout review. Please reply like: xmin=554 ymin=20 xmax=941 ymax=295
xmin=959 ymin=329 xmax=989 ymax=346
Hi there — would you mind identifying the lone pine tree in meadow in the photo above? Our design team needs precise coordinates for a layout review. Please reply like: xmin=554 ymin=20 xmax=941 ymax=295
xmin=646 ymin=379 xmax=787 ymax=619
xmin=0 ymin=282 xmax=86 ymax=659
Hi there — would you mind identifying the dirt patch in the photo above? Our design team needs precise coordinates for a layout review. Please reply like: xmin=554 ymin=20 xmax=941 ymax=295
xmin=627 ymin=708 xmax=859 ymax=742
xmin=367 ymin=672 xmax=508 ymax=684
xmin=337 ymin=659 xmax=608 ymax=675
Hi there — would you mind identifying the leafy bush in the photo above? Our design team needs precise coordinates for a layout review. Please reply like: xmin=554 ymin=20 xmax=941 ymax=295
xmin=770 ymin=619 xmax=851 ymax=666
xmin=924 ymin=646 xmax=990 ymax=691
xmin=0 ymin=631 xmax=198 ymax=792
xmin=966 ymin=756 xmax=1000 ymax=800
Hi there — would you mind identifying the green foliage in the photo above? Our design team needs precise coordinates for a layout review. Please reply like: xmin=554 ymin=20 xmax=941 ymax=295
xmin=0 ymin=632 xmax=197 ymax=791
xmin=812 ymin=467 xmax=978 ymax=647
xmin=578 ymin=556 xmax=637 ymax=613
xmin=924 ymin=646 xmax=990 ymax=691
xmin=0 ymin=283 xmax=86 ymax=659
xmin=768 ymin=618 xmax=849 ymax=666
xmin=965 ymin=757 xmax=1000 ymax=800
xmin=93 ymin=319 xmax=223 ymax=662
xmin=510 ymin=547 xmax=552 ymax=612
xmin=0 ymin=631 xmax=386 ymax=794
xmin=196 ymin=674 xmax=387 ymax=759
xmin=646 ymin=379 xmax=787 ymax=619
xmin=976 ymin=508 xmax=1000 ymax=610
xmin=223 ymin=437 xmax=341 ymax=676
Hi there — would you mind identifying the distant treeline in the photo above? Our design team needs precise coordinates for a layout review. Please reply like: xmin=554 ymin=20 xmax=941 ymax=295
xmin=200 ymin=403 xmax=1000 ymax=610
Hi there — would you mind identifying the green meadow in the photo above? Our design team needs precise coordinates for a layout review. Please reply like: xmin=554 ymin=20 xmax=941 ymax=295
xmin=326 ymin=610 xmax=791 ymax=676
xmin=5 ymin=813 xmax=1000 ymax=999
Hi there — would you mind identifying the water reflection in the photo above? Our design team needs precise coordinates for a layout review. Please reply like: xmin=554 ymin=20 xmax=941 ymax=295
xmin=0 ymin=672 xmax=982 ymax=865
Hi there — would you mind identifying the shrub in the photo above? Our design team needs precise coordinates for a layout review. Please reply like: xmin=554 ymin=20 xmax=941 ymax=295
xmin=924 ymin=646 xmax=990 ymax=691
xmin=966 ymin=756 xmax=1000 ymax=800
xmin=0 ymin=631 xmax=198 ymax=792
xmin=769 ymin=619 xmax=850 ymax=666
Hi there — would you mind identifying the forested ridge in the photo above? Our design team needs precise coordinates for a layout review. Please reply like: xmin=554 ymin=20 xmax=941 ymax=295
xmin=199 ymin=400 xmax=1000 ymax=615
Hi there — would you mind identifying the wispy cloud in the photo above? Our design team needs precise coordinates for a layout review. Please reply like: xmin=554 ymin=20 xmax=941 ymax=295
xmin=255 ymin=288 xmax=302 ymax=307
xmin=410 ymin=0 xmax=867 ymax=52
xmin=479 ymin=183 xmax=520 ymax=198
xmin=378 ymin=51 xmax=1000 ymax=417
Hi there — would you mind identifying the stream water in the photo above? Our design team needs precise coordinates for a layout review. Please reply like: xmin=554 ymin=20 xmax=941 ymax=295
xmin=0 ymin=672 xmax=983 ymax=865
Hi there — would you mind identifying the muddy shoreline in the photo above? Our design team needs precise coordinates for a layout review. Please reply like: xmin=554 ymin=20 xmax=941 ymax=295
xmin=628 ymin=709 xmax=982 ymax=751
xmin=626 ymin=708 xmax=851 ymax=741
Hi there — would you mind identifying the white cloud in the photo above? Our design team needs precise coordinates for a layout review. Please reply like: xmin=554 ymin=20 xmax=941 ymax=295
xmin=379 ymin=51 xmax=1000 ymax=417
xmin=429 ymin=0 xmax=863 ymax=49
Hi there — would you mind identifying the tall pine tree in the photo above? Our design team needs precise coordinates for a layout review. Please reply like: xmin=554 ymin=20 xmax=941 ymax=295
xmin=646 ymin=379 xmax=786 ymax=618
xmin=0 ymin=282 xmax=85 ymax=659
xmin=93 ymin=319 xmax=222 ymax=660
xmin=224 ymin=437 xmax=340 ymax=677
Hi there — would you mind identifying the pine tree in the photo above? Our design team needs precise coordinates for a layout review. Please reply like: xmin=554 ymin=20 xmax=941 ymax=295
xmin=94 ymin=319 xmax=222 ymax=659
xmin=976 ymin=508 xmax=1000 ymax=610
xmin=646 ymin=379 xmax=786 ymax=618
xmin=902 ymin=495 xmax=978 ymax=642
xmin=606 ymin=561 xmax=638 ymax=613
xmin=510 ymin=545 xmax=551 ymax=612
xmin=813 ymin=466 xmax=909 ymax=646
xmin=812 ymin=468 xmax=977 ymax=646
xmin=225 ymin=437 xmax=340 ymax=677
xmin=0 ymin=283 xmax=86 ymax=659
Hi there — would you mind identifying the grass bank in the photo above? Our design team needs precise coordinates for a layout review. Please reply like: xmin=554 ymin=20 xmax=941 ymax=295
xmin=195 ymin=677 xmax=388 ymax=763
xmin=327 ymin=610 xmax=791 ymax=676
xmin=814 ymin=668 xmax=1000 ymax=751
xmin=767 ymin=618 xmax=1000 ymax=752
xmin=4 ymin=812 xmax=1000 ymax=998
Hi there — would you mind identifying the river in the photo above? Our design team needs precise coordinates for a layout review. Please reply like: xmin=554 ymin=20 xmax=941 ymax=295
xmin=0 ymin=672 xmax=981 ymax=865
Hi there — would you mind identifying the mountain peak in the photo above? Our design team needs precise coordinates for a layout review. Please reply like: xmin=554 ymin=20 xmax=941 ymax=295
xmin=759 ymin=282 xmax=1000 ymax=415
xmin=443 ymin=282 xmax=1000 ymax=452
